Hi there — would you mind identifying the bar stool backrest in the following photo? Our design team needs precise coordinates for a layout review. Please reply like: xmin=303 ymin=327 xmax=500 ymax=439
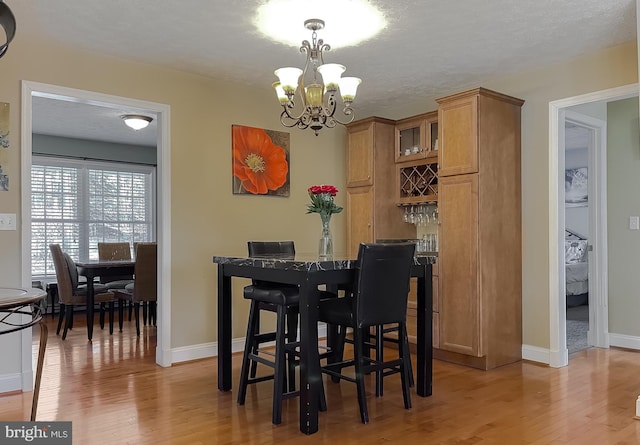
xmin=353 ymin=242 xmax=415 ymax=329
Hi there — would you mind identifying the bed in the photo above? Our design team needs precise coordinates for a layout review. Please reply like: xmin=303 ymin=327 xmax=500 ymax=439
xmin=565 ymin=229 xmax=588 ymax=306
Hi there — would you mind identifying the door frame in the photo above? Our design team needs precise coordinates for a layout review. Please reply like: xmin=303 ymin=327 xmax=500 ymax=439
xmin=548 ymin=83 xmax=638 ymax=368
xmin=20 ymin=81 xmax=173 ymax=371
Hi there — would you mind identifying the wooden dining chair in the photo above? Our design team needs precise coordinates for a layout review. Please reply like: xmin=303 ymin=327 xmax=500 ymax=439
xmin=318 ymin=242 xmax=415 ymax=424
xmin=112 ymin=242 xmax=157 ymax=336
xmin=133 ymin=242 xmax=158 ymax=327
xmin=97 ymin=242 xmax=134 ymax=288
xmin=98 ymin=242 xmax=135 ymax=321
xmin=49 ymin=244 xmax=117 ymax=339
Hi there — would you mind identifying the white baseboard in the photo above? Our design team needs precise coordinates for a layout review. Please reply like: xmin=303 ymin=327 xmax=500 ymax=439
xmin=171 ymin=325 xmax=328 ymax=364
xmin=522 ymin=344 xmax=551 ymax=365
xmin=170 ymin=337 xmax=245 ymax=364
xmin=0 ymin=373 xmax=22 ymax=395
xmin=521 ymin=333 xmax=640 ymax=369
xmin=609 ymin=333 xmax=640 ymax=350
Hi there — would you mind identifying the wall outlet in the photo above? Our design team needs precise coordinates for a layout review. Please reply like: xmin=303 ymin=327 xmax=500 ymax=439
xmin=0 ymin=213 xmax=16 ymax=230
xmin=630 ymin=216 xmax=640 ymax=231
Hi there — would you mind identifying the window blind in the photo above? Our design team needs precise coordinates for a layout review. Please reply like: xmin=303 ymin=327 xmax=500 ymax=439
xmin=31 ymin=156 xmax=155 ymax=277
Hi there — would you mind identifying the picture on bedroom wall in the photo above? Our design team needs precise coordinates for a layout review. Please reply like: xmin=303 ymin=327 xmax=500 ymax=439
xmin=0 ymin=102 xmax=10 ymax=192
xmin=565 ymin=167 xmax=587 ymax=207
xmin=232 ymin=124 xmax=290 ymax=197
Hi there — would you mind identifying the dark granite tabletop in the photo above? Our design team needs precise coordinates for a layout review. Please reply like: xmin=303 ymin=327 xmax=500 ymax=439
xmin=212 ymin=254 xmax=436 ymax=272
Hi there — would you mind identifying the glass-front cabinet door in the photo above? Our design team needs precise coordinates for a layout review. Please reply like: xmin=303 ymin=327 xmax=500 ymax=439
xmin=395 ymin=110 xmax=438 ymax=163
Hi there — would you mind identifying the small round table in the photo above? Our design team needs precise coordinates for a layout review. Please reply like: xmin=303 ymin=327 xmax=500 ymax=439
xmin=0 ymin=287 xmax=47 ymax=421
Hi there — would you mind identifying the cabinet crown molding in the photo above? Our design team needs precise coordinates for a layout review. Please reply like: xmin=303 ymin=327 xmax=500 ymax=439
xmin=436 ymin=87 xmax=525 ymax=107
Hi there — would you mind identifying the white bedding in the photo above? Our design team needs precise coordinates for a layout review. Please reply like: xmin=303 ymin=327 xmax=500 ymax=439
xmin=566 ymin=261 xmax=588 ymax=296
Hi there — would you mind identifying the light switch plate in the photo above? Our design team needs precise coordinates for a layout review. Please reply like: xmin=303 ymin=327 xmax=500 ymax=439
xmin=0 ymin=213 xmax=16 ymax=230
xmin=630 ymin=216 xmax=640 ymax=231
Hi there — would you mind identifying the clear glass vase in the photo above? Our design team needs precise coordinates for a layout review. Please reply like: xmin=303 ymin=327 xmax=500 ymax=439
xmin=318 ymin=213 xmax=333 ymax=260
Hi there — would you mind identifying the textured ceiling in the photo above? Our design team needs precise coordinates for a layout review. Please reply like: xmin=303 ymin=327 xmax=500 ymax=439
xmin=15 ymin=0 xmax=637 ymax=146
xmin=32 ymin=97 xmax=158 ymax=147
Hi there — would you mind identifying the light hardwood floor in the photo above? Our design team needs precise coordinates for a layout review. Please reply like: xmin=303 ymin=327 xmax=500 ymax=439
xmin=2 ymin=316 xmax=640 ymax=444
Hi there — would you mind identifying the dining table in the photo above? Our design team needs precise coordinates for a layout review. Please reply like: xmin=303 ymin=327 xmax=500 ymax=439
xmin=0 ymin=286 xmax=47 ymax=420
xmin=75 ymin=259 xmax=135 ymax=341
xmin=212 ymin=252 xmax=434 ymax=435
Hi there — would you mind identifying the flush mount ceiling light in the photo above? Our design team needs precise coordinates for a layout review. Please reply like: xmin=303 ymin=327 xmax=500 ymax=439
xmin=0 ymin=0 xmax=16 ymax=59
xmin=121 ymin=114 xmax=152 ymax=130
xmin=272 ymin=18 xmax=363 ymax=135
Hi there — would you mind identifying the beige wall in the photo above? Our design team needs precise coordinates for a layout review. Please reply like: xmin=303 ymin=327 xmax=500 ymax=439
xmin=607 ymin=97 xmax=640 ymax=336
xmin=0 ymin=10 xmax=347 ymax=366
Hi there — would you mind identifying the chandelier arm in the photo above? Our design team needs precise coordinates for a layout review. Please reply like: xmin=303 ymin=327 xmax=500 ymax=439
xmin=279 ymin=108 xmax=310 ymax=130
xmin=327 ymin=108 xmax=357 ymax=126
xmin=299 ymin=107 xmax=315 ymax=126
xmin=324 ymin=94 xmax=355 ymax=126
xmin=280 ymin=100 xmax=312 ymax=122
xmin=296 ymin=109 xmax=314 ymax=130
xmin=319 ymin=99 xmax=337 ymax=129
xmin=318 ymin=42 xmax=330 ymax=65
xmin=297 ymin=41 xmax=314 ymax=106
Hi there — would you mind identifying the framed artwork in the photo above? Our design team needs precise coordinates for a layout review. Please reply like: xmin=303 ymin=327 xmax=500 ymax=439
xmin=232 ymin=125 xmax=290 ymax=196
xmin=565 ymin=167 xmax=587 ymax=207
xmin=0 ymin=102 xmax=9 ymax=191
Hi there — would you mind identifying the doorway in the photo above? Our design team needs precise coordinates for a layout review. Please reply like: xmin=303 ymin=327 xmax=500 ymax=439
xmin=548 ymin=83 xmax=638 ymax=368
xmin=563 ymin=115 xmax=598 ymax=355
xmin=20 ymin=81 xmax=172 ymax=372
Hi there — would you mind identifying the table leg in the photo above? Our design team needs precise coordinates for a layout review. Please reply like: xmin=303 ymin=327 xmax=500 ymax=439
xmin=416 ymin=263 xmax=433 ymax=397
xmin=30 ymin=321 xmax=47 ymax=421
xmin=217 ymin=265 xmax=232 ymax=391
xmin=86 ymin=273 xmax=95 ymax=341
xmin=298 ymin=281 xmax=320 ymax=434
xmin=324 ymin=284 xmax=339 ymax=366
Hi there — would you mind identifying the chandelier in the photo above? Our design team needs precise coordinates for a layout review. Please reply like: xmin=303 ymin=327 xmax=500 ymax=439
xmin=272 ymin=19 xmax=361 ymax=136
xmin=0 ymin=1 xmax=16 ymax=59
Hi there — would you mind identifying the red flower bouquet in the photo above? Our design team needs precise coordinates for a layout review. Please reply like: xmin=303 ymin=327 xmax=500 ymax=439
xmin=306 ymin=185 xmax=343 ymax=220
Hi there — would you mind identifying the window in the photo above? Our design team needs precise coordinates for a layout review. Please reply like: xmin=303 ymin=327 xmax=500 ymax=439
xmin=31 ymin=157 xmax=155 ymax=277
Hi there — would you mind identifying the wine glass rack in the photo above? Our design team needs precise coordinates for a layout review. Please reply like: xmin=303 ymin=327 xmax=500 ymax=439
xmin=396 ymin=159 xmax=438 ymax=205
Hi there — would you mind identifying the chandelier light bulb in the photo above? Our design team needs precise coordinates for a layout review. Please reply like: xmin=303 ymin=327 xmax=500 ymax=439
xmin=272 ymin=82 xmax=289 ymax=105
xmin=338 ymin=77 xmax=362 ymax=103
xmin=274 ymin=67 xmax=303 ymax=95
xmin=304 ymin=84 xmax=324 ymax=107
xmin=317 ymin=63 xmax=345 ymax=92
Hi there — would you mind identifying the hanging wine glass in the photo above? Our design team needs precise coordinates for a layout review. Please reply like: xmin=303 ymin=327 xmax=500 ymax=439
xmin=423 ymin=207 xmax=430 ymax=227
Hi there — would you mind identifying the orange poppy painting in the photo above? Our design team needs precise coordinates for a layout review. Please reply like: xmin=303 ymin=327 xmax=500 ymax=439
xmin=232 ymin=125 xmax=290 ymax=196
